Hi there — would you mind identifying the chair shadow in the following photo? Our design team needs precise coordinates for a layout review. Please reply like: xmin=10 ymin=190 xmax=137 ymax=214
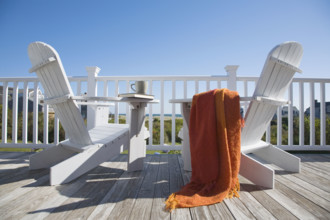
xmin=27 ymin=155 xmax=170 ymax=215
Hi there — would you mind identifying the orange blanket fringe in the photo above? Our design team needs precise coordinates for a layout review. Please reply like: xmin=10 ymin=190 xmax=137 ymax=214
xmin=165 ymin=89 xmax=241 ymax=211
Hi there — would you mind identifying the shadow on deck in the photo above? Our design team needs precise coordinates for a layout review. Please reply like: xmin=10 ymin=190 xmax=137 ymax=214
xmin=0 ymin=152 xmax=329 ymax=219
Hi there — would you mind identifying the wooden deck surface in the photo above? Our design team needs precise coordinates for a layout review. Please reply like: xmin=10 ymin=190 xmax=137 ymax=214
xmin=0 ymin=152 xmax=329 ymax=219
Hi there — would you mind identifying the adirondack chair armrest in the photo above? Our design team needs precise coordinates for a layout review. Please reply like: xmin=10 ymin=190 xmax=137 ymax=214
xmin=254 ymin=96 xmax=290 ymax=106
xmin=239 ymin=97 xmax=253 ymax=102
xmin=42 ymin=95 xmax=115 ymax=106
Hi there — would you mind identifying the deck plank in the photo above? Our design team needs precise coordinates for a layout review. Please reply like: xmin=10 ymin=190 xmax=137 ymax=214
xmin=128 ymin=155 xmax=161 ymax=219
xmin=0 ymin=152 xmax=329 ymax=220
xmin=275 ymin=179 xmax=330 ymax=219
xmin=169 ymin=154 xmax=192 ymax=220
xmin=150 ymin=154 xmax=171 ymax=220
xmin=55 ymin=155 xmax=128 ymax=220
xmin=237 ymin=184 xmax=276 ymax=220
xmin=87 ymin=155 xmax=152 ymax=219
xmin=239 ymin=176 xmax=299 ymax=220
xmin=107 ymin=156 xmax=154 ymax=219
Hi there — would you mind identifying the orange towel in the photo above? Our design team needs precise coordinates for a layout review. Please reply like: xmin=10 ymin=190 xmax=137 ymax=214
xmin=165 ymin=88 xmax=241 ymax=211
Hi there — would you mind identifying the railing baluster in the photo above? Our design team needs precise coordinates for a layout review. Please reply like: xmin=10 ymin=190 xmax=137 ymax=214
xmin=217 ymin=80 xmax=221 ymax=89
xmin=77 ymin=80 xmax=82 ymax=112
xmin=172 ymin=80 xmax=176 ymax=147
xmin=206 ymin=80 xmax=210 ymax=91
xmin=54 ymin=115 xmax=59 ymax=145
xmin=148 ymin=80 xmax=153 ymax=147
xmin=184 ymin=80 xmax=187 ymax=99
xmin=320 ymin=82 xmax=326 ymax=146
xmin=12 ymin=82 xmax=19 ymax=143
xmin=126 ymin=80 xmax=130 ymax=124
xmin=244 ymin=80 xmax=248 ymax=116
xmin=33 ymin=82 xmax=39 ymax=144
xmin=195 ymin=80 xmax=199 ymax=93
xmin=160 ymin=80 xmax=165 ymax=146
xmin=43 ymin=104 xmax=49 ymax=144
xmin=22 ymin=82 xmax=28 ymax=144
xmin=309 ymin=82 xmax=315 ymax=146
xmin=288 ymin=83 xmax=293 ymax=146
xmin=115 ymin=80 xmax=119 ymax=124
xmin=277 ymin=107 xmax=282 ymax=146
xmin=299 ymin=81 xmax=304 ymax=146
xmin=2 ymin=82 xmax=8 ymax=143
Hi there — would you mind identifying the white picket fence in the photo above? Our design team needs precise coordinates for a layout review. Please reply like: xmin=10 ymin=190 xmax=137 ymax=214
xmin=0 ymin=65 xmax=329 ymax=151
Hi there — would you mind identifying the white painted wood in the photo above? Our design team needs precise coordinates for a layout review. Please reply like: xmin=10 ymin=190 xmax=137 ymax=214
xmin=160 ymin=80 xmax=165 ymax=146
xmin=29 ymin=144 xmax=76 ymax=170
xmin=320 ymin=82 xmax=326 ymax=146
xmin=0 ymin=40 xmax=327 ymax=152
xmin=299 ymin=81 xmax=304 ymax=146
xmin=43 ymin=104 xmax=49 ymax=144
xmin=170 ymin=42 xmax=304 ymax=188
xmin=148 ymin=80 xmax=153 ymax=143
xmin=12 ymin=82 xmax=18 ymax=143
xmin=277 ymin=106 xmax=282 ymax=146
xmin=33 ymin=82 xmax=39 ymax=144
xmin=86 ymin=66 xmax=100 ymax=130
xmin=181 ymin=102 xmax=192 ymax=171
xmin=54 ymin=115 xmax=59 ymax=144
xmin=114 ymin=80 xmax=119 ymax=124
xmin=240 ymin=42 xmax=303 ymax=188
xmin=125 ymin=80 xmax=130 ymax=124
xmin=240 ymin=153 xmax=274 ymax=189
xmin=22 ymin=82 xmax=28 ymax=144
xmin=253 ymin=143 xmax=300 ymax=172
xmin=225 ymin=65 xmax=239 ymax=91
xmin=128 ymin=103 xmax=146 ymax=172
xmin=195 ymin=80 xmax=199 ymax=93
xmin=27 ymin=42 xmax=137 ymax=185
xmin=50 ymin=134 xmax=128 ymax=185
xmin=171 ymin=80 xmax=176 ymax=148
xmin=309 ymin=82 xmax=315 ymax=146
xmin=288 ymin=84 xmax=293 ymax=146
xmin=242 ymin=42 xmax=303 ymax=146
xmin=2 ymin=82 xmax=8 ymax=143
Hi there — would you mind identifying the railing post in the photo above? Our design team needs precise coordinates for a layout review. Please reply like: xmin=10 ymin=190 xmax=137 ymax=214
xmin=86 ymin=66 xmax=101 ymax=130
xmin=225 ymin=65 xmax=239 ymax=91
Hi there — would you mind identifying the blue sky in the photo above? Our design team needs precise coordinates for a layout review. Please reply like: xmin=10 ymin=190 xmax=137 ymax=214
xmin=1 ymin=0 xmax=330 ymax=78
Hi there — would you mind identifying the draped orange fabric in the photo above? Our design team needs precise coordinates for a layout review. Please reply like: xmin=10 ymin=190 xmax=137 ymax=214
xmin=165 ymin=89 xmax=241 ymax=211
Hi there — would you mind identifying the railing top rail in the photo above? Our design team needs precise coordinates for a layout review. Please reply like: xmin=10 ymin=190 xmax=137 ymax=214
xmin=95 ymin=75 xmax=230 ymax=81
xmin=292 ymin=78 xmax=330 ymax=83
xmin=0 ymin=75 xmax=329 ymax=83
xmin=0 ymin=77 xmax=39 ymax=82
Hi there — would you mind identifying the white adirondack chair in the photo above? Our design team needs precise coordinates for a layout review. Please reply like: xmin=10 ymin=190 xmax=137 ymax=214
xmin=170 ymin=42 xmax=303 ymax=189
xmin=240 ymin=41 xmax=303 ymax=188
xmin=28 ymin=42 xmax=132 ymax=185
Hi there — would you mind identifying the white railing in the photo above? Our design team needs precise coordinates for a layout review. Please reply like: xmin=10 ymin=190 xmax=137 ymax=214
xmin=0 ymin=65 xmax=329 ymax=151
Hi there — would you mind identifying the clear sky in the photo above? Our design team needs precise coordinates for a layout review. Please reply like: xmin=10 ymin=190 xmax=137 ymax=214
xmin=0 ymin=0 xmax=330 ymax=79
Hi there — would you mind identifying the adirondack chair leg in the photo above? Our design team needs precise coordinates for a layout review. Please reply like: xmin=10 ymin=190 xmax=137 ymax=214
xmin=240 ymin=153 xmax=274 ymax=189
xmin=253 ymin=145 xmax=301 ymax=173
xmin=127 ymin=102 xmax=147 ymax=172
xmin=50 ymin=134 xmax=128 ymax=185
xmin=29 ymin=145 xmax=76 ymax=170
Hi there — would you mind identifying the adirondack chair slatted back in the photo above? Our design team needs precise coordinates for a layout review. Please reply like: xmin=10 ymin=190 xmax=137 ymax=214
xmin=242 ymin=42 xmax=303 ymax=147
xmin=28 ymin=42 xmax=93 ymax=146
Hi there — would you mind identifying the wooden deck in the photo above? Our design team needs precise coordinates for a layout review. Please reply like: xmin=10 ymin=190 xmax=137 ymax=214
xmin=0 ymin=152 xmax=329 ymax=219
